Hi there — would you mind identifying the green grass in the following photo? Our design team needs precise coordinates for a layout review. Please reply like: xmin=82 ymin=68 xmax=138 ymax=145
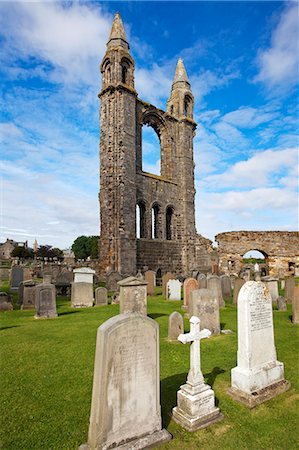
xmin=0 ymin=289 xmax=298 ymax=450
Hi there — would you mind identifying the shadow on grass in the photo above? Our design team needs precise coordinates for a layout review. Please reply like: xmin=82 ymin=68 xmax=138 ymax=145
xmin=161 ymin=372 xmax=187 ymax=428
xmin=220 ymin=322 xmax=226 ymax=330
xmin=58 ymin=310 xmax=82 ymax=316
xmin=0 ymin=325 xmax=20 ymax=331
xmin=289 ymin=315 xmax=293 ymax=322
xmin=204 ymin=366 xmax=226 ymax=389
xmin=148 ymin=313 xmax=168 ymax=320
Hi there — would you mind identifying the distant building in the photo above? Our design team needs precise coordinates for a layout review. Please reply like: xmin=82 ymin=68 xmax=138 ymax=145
xmin=0 ymin=238 xmax=28 ymax=260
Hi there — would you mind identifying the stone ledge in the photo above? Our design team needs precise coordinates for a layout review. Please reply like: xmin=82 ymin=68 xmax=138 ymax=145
xmin=79 ymin=429 xmax=172 ymax=450
xmin=172 ymin=407 xmax=223 ymax=432
xmin=227 ymin=379 xmax=290 ymax=408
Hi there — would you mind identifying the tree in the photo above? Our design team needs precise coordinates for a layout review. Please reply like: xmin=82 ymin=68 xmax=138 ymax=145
xmin=11 ymin=246 xmax=33 ymax=259
xmin=71 ymin=236 xmax=99 ymax=260
xmin=36 ymin=245 xmax=64 ymax=260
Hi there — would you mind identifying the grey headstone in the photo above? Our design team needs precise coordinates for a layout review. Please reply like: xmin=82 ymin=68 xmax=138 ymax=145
xmin=95 ymin=287 xmax=108 ymax=306
xmin=189 ymin=288 xmax=220 ymax=335
xmin=118 ymin=277 xmax=147 ymax=315
xmin=35 ymin=283 xmax=57 ymax=319
xmin=285 ymin=277 xmax=295 ymax=304
xmin=144 ymin=270 xmax=156 ymax=296
xmin=168 ymin=311 xmax=184 ymax=341
xmin=197 ymin=273 xmax=207 ymax=289
xmin=220 ymin=275 xmax=231 ymax=299
xmin=21 ymin=281 xmax=36 ymax=310
xmin=292 ymin=284 xmax=299 ymax=324
xmin=277 ymin=296 xmax=287 ymax=311
xmin=106 ymin=271 xmax=123 ymax=292
xmin=233 ymin=278 xmax=245 ymax=305
xmin=10 ymin=266 xmax=23 ymax=289
xmin=71 ymin=282 xmax=94 ymax=308
xmin=0 ymin=292 xmax=13 ymax=311
xmin=86 ymin=314 xmax=171 ymax=449
xmin=207 ymin=275 xmax=225 ymax=307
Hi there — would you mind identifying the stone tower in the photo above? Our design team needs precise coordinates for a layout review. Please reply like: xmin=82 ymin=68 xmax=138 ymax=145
xmin=99 ymin=13 xmax=211 ymax=277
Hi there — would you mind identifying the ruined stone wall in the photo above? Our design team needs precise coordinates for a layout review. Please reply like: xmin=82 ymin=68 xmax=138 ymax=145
xmin=216 ymin=231 xmax=299 ymax=277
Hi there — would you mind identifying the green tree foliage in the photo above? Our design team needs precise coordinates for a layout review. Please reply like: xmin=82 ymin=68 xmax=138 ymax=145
xmin=36 ymin=245 xmax=63 ymax=260
xmin=11 ymin=246 xmax=33 ymax=259
xmin=243 ymin=258 xmax=265 ymax=264
xmin=71 ymin=236 xmax=99 ymax=260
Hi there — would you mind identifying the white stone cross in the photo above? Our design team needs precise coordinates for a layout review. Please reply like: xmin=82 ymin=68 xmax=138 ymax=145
xmin=178 ymin=316 xmax=211 ymax=386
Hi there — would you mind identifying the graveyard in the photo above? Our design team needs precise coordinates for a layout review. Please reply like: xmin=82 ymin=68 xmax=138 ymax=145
xmin=1 ymin=282 xmax=298 ymax=450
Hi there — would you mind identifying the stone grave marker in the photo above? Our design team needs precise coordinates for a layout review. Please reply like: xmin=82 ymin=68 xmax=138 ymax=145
xmin=189 ymin=288 xmax=220 ymax=335
xmin=168 ymin=311 xmax=184 ymax=341
xmin=21 ymin=281 xmax=36 ymax=310
xmin=277 ymin=296 xmax=287 ymax=311
xmin=95 ymin=287 xmax=108 ymax=306
xmin=43 ymin=274 xmax=52 ymax=284
xmin=10 ymin=266 xmax=23 ymax=289
xmin=230 ymin=275 xmax=235 ymax=289
xmin=280 ymin=279 xmax=285 ymax=290
xmin=0 ymin=292 xmax=13 ymax=311
xmin=221 ymin=274 xmax=231 ymax=299
xmin=162 ymin=272 xmax=175 ymax=297
xmin=197 ymin=273 xmax=207 ymax=289
xmin=72 ymin=267 xmax=95 ymax=308
xmin=292 ymin=283 xmax=299 ymax=324
xmin=118 ymin=276 xmax=147 ymax=315
xmin=106 ymin=270 xmax=123 ymax=292
xmin=144 ymin=270 xmax=156 ymax=296
xmin=166 ymin=279 xmax=182 ymax=301
xmin=83 ymin=314 xmax=172 ymax=449
xmin=183 ymin=277 xmax=199 ymax=310
xmin=263 ymin=278 xmax=279 ymax=304
xmin=228 ymin=281 xmax=289 ymax=407
xmin=233 ymin=277 xmax=245 ymax=305
xmin=285 ymin=277 xmax=295 ymax=304
xmin=35 ymin=283 xmax=57 ymax=319
xmin=207 ymin=275 xmax=225 ymax=307
xmin=172 ymin=316 xmax=223 ymax=431
xmin=73 ymin=267 xmax=95 ymax=283
xmin=0 ymin=268 xmax=10 ymax=281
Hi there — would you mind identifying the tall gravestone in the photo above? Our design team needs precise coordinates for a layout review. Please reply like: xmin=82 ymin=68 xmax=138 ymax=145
xmin=220 ymin=275 xmax=231 ymax=299
xmin=207 ymin=275 xmax=225 ymax=307
xmin=263 ymin=279 xmax=279 ymax=304
xmin=106 ymin=270 xmax=123 ymax=292
xmin=292 ymin=283 xmax=299 ymax=324
xmin=72 ymin=268 xmax=95 ymax=308
xmin=197 ymin=273 xmax=207 ymax=289
xmin=168 ymin=311 xmax=184 ymax=341
xmin=277 ymin=296 xmax=287 ymax=311
xmin=162 ymin=272 xmax=175 ymax=297
xmin=189 ymin=289 xmax=220 ymax=335
xmin=285 ymin=277 xmax=295 ymax=304
xmin=228 ymin=281 xmax=289 ymax=407
xmin=166 ymin=279 xmax=182 ymax=301
xmin=35 ymin=283 xmax=57 ymax=319
xmin=95 ymin=287 xmax=108 ymax=306
xmin=233 ymin=278 xmax=245 ymax=305
xmin=21 ymin=281 xmax=36 ymax=310
xmin=183 ymin=278 xmax=199 ymax=310
xmin=144 ymin=270 xmax=156 ymax=296
xmin=10 ymin=266 xmax=23 ymax=289
xmin=82 ymin=314 xmax=171 ymax=449
xmin=118 ymin=276 xmax=147 ymax=315
xmin=172 ymin=316 xmax=223 ymax=431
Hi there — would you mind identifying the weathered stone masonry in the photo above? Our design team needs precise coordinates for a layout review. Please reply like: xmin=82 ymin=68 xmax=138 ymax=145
xmin=98 ymin=14 xmax=211 ymax=277
xmin=216 ymin=231 xmax=299 ymax=277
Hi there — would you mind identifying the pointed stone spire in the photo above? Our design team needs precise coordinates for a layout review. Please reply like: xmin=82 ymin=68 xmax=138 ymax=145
xmin=107 ymin=12 xmax=129 ymax=50
xmin=173 ymin=59 xmax=190 ymax=85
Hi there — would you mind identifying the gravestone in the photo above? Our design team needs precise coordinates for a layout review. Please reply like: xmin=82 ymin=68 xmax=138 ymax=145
xmin=162 ymin=272 xmax=175 ymax=297
xmin=0 ymin=292 xmax=13 ymax=311
xmin=292 ymin=284 xmax=299 ymax=324
xmin=0 ymin=268 xmax=10 ymax=281
xmin=168 ymin=311 xmax=184 ymax=341
xmin=228 ymin=281 xmax=289 ymax=407
xmin=230 ymin=275 xmax=235 ymax=289
xmin=166 ymin=279 xmax=182 ymax=300
xmin=197 ymin=273 xmax=207 ymax=289
xmin=21 ymin=281 xmax=36 ymax=310
xmin=172 ymin=316 xmax=223 ymax=431
xmin=10 ymin=266 xmax=23 ymax=289
xmin=183 ymin=278 xmax=199 ymax=310
xmin=84 ymin=314 xmax=172 ymax=449
xmin=73 ymin=267 xmax=95 ymax=284
xmin=118 ymin=276 xmax=147 ymax=315
xmin=144 ymin=270 xmax=156 ymax=296
xmin=71 ymin=283 xmax=94 ymax=308
xmin=263 ymin=278 xmax=279 ymax=304
xmin=207 ymin=275 xmax=225 ymax=307
xmin=277 ymin=296 xmax=287 ymax=311
xmin=233 ymin=278 xmax=245 ymax=305
xmin=106 ymin=270 xmax=123 ymax=292
xmin=220 ymin=275 xmax=231 ymax=299
xmin=285 ymin=277 xmax=295 ymax=304
xmin=43 ymin=274 xmax=52 ymax=284
xmin=280 ymin=279 xmax=285 ymax=290
xmin=189 ymin=289 xmax=220 ymax=335
xmin=35 ymin=283 xmax=57 ymax=319
xmin=95 ymin=287 xmax=108 ymax=306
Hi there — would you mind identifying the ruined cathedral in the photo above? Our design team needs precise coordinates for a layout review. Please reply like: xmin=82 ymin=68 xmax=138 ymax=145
xmin=98 ymin=13 xmax=212 ymax=277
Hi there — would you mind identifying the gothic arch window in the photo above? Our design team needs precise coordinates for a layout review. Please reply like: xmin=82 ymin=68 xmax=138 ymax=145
xmin=102 ymin=59 xmax=111 ymax=85
xmin=166 ymin=206 xmax=174 ymax=240
xmin=152 ymin=203 xmax=161 ymax=239
xmin=142 ymin=123 xmax=161 ymax=175
xmin=184 ymin=95 xmax=192 ymax=117
xmin=120 ymin=58 xmax=131 ymax=85
xmin=136 ymin=201 xmax=146 ymax=238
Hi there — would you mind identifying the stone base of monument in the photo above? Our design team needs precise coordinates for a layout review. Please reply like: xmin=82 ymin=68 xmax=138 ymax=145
xmin=227 ymin=379 xmax=290 ymax=408
xmin=79 ymin=429 xmax=172 ymax=450
xmin=172 ymin=383 xmax=223 ymax=432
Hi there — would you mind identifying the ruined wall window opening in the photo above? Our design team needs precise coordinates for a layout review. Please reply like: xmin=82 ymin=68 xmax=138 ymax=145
xmin=152 ymin=204 xmax=160 ymax=239
xmin=166 ymin=206 xmax=174 ymax=240
xmin=136 ymin=202 xmax=146 ymax=239
xmin=184 ymin=95 xmax=192 ymax=117
xmin=122 ymin=65 xmax=127 ymax=84
xmin=170 ymin=105 xmax=174 ymax=115
xmin=142 ymin=124 xmax=161 ymax=176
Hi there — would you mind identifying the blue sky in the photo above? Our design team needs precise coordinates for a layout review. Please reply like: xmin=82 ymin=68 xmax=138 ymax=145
xmin=1 ymin=1 xmax=298 ymax=249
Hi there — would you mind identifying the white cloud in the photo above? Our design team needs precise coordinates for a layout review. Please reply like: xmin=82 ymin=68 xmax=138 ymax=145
xmin=222 ymin=106 xmax=278 ymax=128
xmin=254 ymin=3 xmax=299 ymax=90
